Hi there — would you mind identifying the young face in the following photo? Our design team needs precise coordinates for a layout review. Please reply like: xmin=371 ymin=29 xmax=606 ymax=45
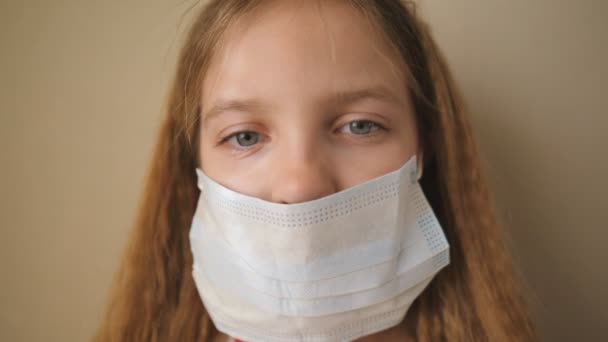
xmin=199 ymin=0 xmax=418 ymax=204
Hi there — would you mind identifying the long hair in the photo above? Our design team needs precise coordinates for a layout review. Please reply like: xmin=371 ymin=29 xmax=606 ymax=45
xmin=95 ymin=1 xmax=537 ymax=341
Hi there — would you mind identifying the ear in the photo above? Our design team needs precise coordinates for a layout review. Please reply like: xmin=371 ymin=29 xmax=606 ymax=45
xmin=416 ymin=150 xmax=424 ymax=181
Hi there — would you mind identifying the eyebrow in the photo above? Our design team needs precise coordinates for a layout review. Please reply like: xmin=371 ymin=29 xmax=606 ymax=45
xmin=202 ymin=98 xmax=269 ymax=125
xmin=331 ymin=86 xmax=401 ymax=108
xmin=201 ymin=85 xmax=402 ymax=125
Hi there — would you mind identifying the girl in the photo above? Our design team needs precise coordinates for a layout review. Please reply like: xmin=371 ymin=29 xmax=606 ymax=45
xmin=96 ymin=1 xmax=537 ymax=341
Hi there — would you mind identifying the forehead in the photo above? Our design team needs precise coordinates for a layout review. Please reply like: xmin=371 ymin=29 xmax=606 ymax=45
xmin=202 ymin=0 xmax=407 ymax=108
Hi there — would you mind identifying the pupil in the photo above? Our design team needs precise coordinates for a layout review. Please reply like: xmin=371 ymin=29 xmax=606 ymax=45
xmin=237 ymin=132 xmax=258 ymax=146
xmin=351 ymin=121 xmax=372 ymax=134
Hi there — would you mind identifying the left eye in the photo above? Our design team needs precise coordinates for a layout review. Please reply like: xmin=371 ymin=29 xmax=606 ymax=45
xmin=341 ymin=120 xmax=381 ymax=135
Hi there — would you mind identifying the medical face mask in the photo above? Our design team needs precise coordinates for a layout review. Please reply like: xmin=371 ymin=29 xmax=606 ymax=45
xmin=189 ymin=155 xmax=450 ymax=342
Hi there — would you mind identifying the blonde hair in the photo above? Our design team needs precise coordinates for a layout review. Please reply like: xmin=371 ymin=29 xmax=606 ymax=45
xmin=96 ymin=1 xmax=538 ymax=340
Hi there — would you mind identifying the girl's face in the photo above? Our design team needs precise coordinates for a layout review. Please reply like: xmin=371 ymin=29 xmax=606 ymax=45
xmin=199 ymin=1 xmax=418 ymax=204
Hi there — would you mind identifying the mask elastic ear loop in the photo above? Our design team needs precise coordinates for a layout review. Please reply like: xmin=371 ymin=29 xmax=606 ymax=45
xmin=195 ymin=168 xmax=205 ymax=191
xmin=416 ymin=152 xmax=424 ymax=181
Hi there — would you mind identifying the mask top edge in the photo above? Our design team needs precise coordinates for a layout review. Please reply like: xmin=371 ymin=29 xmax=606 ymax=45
xmin=194 ymin=155 xmax=418 ymax=213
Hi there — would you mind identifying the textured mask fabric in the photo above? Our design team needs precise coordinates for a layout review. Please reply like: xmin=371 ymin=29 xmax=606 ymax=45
xmin=189 ymin=155 xmax=450 ymax=342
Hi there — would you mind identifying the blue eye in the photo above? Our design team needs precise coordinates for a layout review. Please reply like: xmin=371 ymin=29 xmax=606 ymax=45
xmin=228 ymin=131 xmax=261 ymax=147
xmin=344 ymin=120 xmax=381 ymax=135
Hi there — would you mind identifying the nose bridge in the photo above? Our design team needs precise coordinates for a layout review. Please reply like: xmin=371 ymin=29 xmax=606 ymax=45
xmin=270 ymin=132 xmax=337 ymax=204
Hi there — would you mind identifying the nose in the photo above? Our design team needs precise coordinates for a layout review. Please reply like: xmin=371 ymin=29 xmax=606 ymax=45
xmin=270 ymin=151 xmax=338 ymax=204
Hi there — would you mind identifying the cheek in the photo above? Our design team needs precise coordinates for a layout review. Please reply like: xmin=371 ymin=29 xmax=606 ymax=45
xmin=336 ymin=116 xmax=419 ymax=187
xmin=199 ymin=138 xmax=271 ymax=198
xmin=333 ymin=136 xmax=417 ymax=189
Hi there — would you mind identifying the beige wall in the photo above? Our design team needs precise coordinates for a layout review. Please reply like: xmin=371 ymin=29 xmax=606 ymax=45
xmin=1 ymin=1 xmax=606 ymax=341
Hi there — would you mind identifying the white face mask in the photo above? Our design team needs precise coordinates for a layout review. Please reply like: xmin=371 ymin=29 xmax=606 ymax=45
xmin=189 ymin=155 xmax=450 ymax=342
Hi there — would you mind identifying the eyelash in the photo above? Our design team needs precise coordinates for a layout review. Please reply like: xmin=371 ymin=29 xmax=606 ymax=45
xmin=218 ymin=120 xmax=386 ymax=150
xmin=338 ymin=120 xmax=384 ymax=136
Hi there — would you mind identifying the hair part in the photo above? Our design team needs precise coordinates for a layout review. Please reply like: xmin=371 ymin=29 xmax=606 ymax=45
xmin=95 ymin=1 xmax=538 ymax=341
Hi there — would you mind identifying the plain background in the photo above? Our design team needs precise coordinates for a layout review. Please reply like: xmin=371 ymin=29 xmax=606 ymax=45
xmin=1 ymin=0 xmax=606 ymax=341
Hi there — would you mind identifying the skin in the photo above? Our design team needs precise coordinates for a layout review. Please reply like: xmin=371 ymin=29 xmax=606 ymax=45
xmin=200 ymin=1 xmax=418 ymax=340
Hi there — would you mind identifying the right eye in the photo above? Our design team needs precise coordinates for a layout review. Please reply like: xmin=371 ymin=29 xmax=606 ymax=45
xmin=223 ymin=131 xmax=262 ymax=148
